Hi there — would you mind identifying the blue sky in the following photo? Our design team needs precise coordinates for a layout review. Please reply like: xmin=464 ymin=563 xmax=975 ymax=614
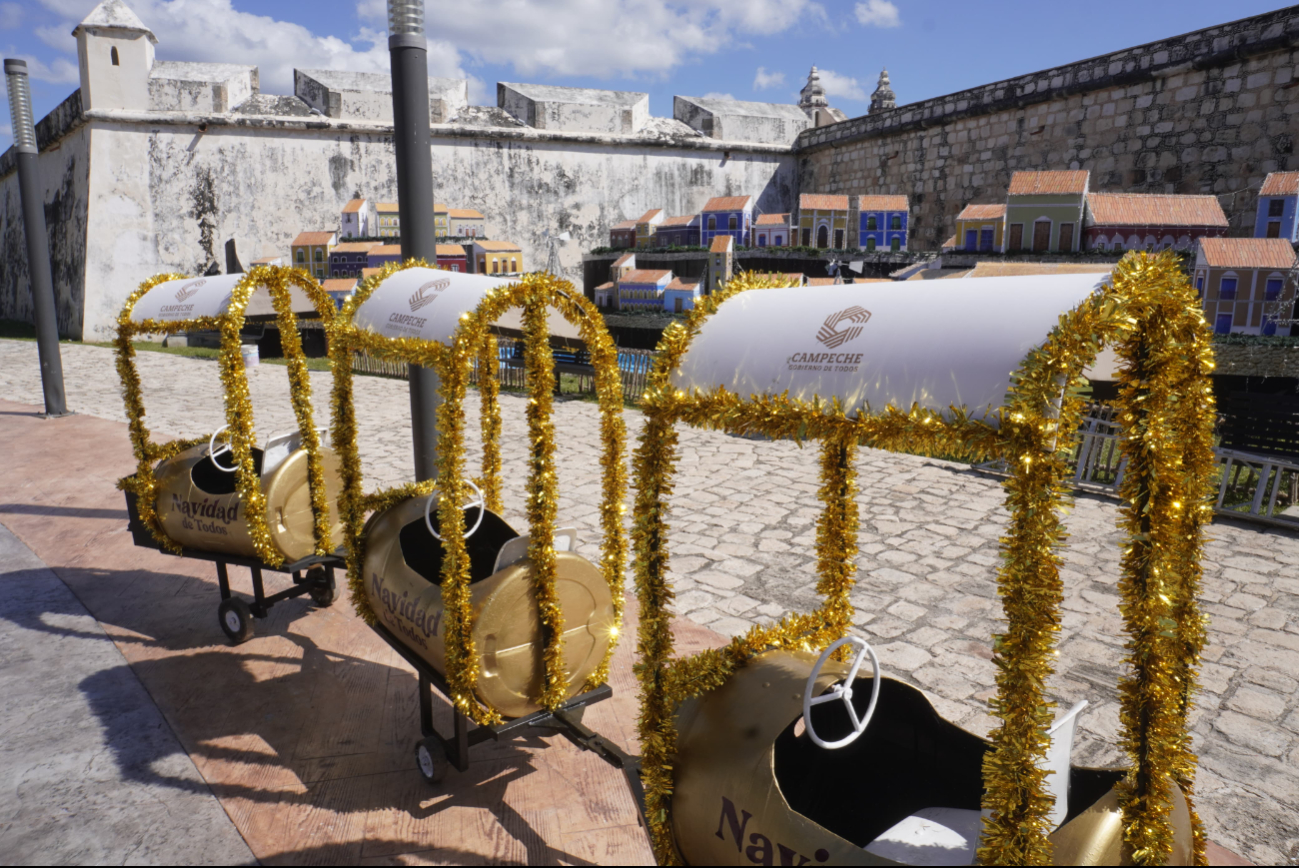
xmin=1 ymin=0 xmax=1288 ymax=148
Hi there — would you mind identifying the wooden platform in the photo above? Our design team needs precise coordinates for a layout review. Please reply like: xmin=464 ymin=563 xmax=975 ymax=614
xmin=0 ymin=400 xmax=702 ymax=865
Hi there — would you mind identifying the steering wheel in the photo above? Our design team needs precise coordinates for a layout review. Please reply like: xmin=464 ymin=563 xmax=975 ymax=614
xmin=802 ymin=635 xmax=882 ymax=750
xmin=208 ymin=425 xmax=239 ymax=473
xmin=424 ymin=479 xmax=486 ymax=542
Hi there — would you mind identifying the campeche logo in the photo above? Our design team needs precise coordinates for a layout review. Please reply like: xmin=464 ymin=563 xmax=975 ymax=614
xmin=409 ymin=278 xmax=451 ymax=312
xmin=174 ymin=279 xmax=206 ymax=302
xmin=815 ymin=306 xmax=871 ymax=349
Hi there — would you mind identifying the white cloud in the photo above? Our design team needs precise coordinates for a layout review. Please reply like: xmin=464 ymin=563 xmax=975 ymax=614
xmin=0 ymin=2 xmax=23 ymax=29
xmin=17 ymin=54 xmax=80 ymax=85
xmin=817 ymin=68 xmax=866 ymax=101
xmin=702 ymin=92 xmax=736 ymax=101
xmin=753 ymin=66 xmax=784 ymax=91
xmin=34 ymin=0 xmax=467 ymax=97
xmin=854 ymin=0 xmax=900 ymax=28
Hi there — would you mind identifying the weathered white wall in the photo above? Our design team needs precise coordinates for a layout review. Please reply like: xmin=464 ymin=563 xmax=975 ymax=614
xmin=40 ymin=113 xmax=794 ymax=340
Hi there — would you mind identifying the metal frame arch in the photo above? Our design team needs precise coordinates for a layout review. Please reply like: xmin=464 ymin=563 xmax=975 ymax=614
xmin=115 ymin=265 xmax=340 ymax=566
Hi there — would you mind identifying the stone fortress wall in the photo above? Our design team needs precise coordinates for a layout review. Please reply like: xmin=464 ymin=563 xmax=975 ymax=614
xmin=5 ymin=2 xmax=1299 ymax=339
xmin=797 ymin=6 xmax=1299 ymax=250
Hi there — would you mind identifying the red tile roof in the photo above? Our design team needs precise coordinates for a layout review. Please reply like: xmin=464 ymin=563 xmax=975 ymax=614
xmin=292 ymin=231 xmax=337 ymax=246
xmin=956 ymin=203 xmax=1006 ymax=220
xmin=660 ymin=214 xmax=696 ymax=227
xmin=620 ymin=269 xmax=672 ymax=284
xmin=710 ymin=235 xmax=734 ymax=253
xmin=858 ymin=195 xmax=908 ymax=211
xmin=341 ymin=199 xmax=366 ymax=213
xmin=702 ymin=195 xmax=752 ymax=212
xmin=1197 ymin=237 xmax=1297 ymax=270
xmin=755 ymin=213 xmax=790 ymax=226
xmin=361 ymin=267 xmax=382 ymax=278
xmin=595 ymin=281 xmax=615 ymax=290
xmin=332 ymin=241 xmax=378 ymax=253
xmin=636 ymin=209 xmax=664 ymax=223
xmin=613 ymin=253 xmax=635 ymax=268
xmin=666 ymin=277 xmax=699 ymax=291
xmin=941 ymin=234 xmax=958 ymax=249
xmin=473 ymin=240 xmax=521 ymax=252
xmin=322 ymin=278 xmax=357 ymax=291
xmin=1086 ymin=193 xmax=1227 ymax=227
xmin=435 ymin=244 xmax=467 ymax=257
xmin=375 ymin=202 xmax=399 ymax=213
xmin=800 ymin=194 xmax=849 ymax=211
xmin=1260 ymin=172 xmax=1299 ymax=196
xmin=1008 ymin=170 xmax=1089 ymax=195
xmin=449 ymin=209 xmax=484 ymax=219
xmin=611 ymin=220 xmax=637 ymax=230
xmin=806 ymin=277 xmax=839 ymax=286
xmin=370 ymin=244 xmax=403 ymax=256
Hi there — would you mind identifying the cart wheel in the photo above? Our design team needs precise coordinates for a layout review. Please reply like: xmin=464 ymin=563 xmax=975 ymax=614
xmin=306 ymin=568 xmax=337 ymax=607
xmin=415 ymin=737 xmax=449 ymax=785
xmin=218 ymin=597 xmax=255 ymax=644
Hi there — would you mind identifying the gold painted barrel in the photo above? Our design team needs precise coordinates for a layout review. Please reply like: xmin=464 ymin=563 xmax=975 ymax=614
xmin=361 ymin=495 xmax=617 ymax=719
xmin=153 ymin=442 xmax=345 ymax=561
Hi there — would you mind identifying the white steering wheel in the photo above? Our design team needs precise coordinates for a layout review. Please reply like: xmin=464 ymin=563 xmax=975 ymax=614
xmin=208 ymin=425 xmax=239 ymax=473
xmin=802 ymin=635 xmax=882 ymax=750
xmin=424 ymin=479 xmax=486 ymax=542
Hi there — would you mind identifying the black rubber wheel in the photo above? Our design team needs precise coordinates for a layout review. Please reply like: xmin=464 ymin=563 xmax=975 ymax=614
xmin=217 ymin=597 xmax=254 ymax=645
xmin=415 ymin=737 xmax=449 ymax=785
xmin=306 ymin=568 xmax=337 ymax=607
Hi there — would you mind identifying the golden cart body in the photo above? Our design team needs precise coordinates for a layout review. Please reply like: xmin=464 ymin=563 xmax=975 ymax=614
xmin=330 ymin=263 xmax=630 ymax=782
xmin=633 ymin=258 xmax=1214 ymax=866
xmin=116 ymin=268 xmax=346 ymax=644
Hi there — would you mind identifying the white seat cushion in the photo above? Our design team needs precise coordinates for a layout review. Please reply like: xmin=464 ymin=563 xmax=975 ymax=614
xmin=863 ymin=807 xmax=987 ymax=866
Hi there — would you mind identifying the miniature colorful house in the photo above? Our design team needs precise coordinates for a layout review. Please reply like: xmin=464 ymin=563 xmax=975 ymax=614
xmin=609 ymin=219 xmax=637 ymax=249
xmin=636 ymin=209 xmax=665 ymax=248
xmin=329 ymin=241 xmax=378 ymax=278
xmin=700 ymin=195 xmax=753 ymax=247
xmin=434 ymin=203 xmax=449 ymax=238
xmin=471 ymin=240 xmax=522 ymax=275
xmin=611 ymin=251 xmax=636 ymax=281
xmin=1193 ymin=237 xmax=1296 ymax=335
xmin=449 ymin=209 xmax=486 ymax=238
xmin=341 ymin=198 xmax=369 ymax=239
xmin=797 ymin=193 xmax=850 ymax=249
xmin=752 ymin=213 xmax=792 ymax=248
xmin=1004 ymin=170 xmax=1089 ymax=253
xmin=617 ymin=269 xmax=673 ymax=310
xmin=857 ymin=195 xmax=909 ymax=252
xmin=291 ymin=230 xmax=337 ymax=280
xmin=366 ymin=243 xmax=404 ymax=269
xmin=1254 ymin=172 xmax=1299 ymax=240
xmin=321 ymin=277 xmax=358 ymax=309
xmin=435 ymin=243 xmax=469 ymax=272
xmin=375 ymin=202 xmax=400 ymax=238
xmin=1085 ymin=193 xmax=1228 ymax=251
xmin=663 ymin=277 xmax=701 ymax=313
xmin=594 ymin=280 xmax=616 ymax=308
xmin=708 ymin=234 xmax=734 ymax=293
xmin=656 ymin=215 xmax=700 ymax=248
xmin=950 ymin=203 xmax=1006 ymax=252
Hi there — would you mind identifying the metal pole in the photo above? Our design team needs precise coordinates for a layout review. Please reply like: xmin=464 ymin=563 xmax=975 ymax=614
xmin=387 ymin=0 xmax=439 ymax=480
xmin=5 ymin=58 xmax=67 ymax=417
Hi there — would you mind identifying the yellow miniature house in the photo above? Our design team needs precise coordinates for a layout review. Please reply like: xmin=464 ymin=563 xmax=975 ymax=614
xmin=634 ymin=255 xmax=1215 ymax=866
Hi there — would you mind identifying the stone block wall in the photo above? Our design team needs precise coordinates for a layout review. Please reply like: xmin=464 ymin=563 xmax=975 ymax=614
xmin=798 ymin=7 xmax=1299 ymax=250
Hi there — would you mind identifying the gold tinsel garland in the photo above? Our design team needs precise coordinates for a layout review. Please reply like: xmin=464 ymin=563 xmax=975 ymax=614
xmin=115 ymin=267 xmax=338 ymax=566
xmin=331 ymin=264 xmax=626 ymax=724
xmin=634 ymin=256 xmax=1213 ymax=866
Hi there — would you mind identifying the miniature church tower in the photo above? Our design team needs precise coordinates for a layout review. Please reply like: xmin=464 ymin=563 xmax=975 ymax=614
xmin=73 ymin=0 xmax=156 ymax=112
xmin=799 ymin=66 xmax=847 ymax=127
xmin=869 ymin=69 xmax=897 ymax=114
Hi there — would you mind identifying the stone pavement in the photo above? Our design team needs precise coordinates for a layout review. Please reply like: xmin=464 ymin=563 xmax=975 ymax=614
xmin=0 ymin=522 xmax=254 ymax=865
xmin=1 ymin=338 xmax=1295 ymax=863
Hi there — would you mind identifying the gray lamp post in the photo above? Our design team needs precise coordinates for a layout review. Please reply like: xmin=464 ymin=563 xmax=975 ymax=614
xmin=387 ymin=0 xmax=439 ymax=480
xmin=5 ymin=58 xmax=67 ymax=418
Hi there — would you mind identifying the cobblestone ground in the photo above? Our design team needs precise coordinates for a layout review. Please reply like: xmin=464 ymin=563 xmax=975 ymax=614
xmin=2 ymin=339 xmax=1297 ymax=863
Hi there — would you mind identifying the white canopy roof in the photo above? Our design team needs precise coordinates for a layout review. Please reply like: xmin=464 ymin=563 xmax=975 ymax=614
xmin=128 ymin=273 xmax=323 ymax=323
xmin=351 ymin=268 xmax=584 ymax=346
xmin=670 ymin=274 xmax=1107 ymax=423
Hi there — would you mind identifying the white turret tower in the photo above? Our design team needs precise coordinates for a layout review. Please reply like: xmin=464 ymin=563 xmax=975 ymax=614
xmin=73 ymin=0 xmax=157 ymax=111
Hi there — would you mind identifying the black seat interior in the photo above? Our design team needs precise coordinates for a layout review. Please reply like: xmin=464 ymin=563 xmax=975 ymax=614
xmin=399 ymin=507 xmax=520 ymax=585
xmin=772 ymin=677 xmax=1122 ymax=846
xmin=190 ymin=448 xmax=264 ymax=495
